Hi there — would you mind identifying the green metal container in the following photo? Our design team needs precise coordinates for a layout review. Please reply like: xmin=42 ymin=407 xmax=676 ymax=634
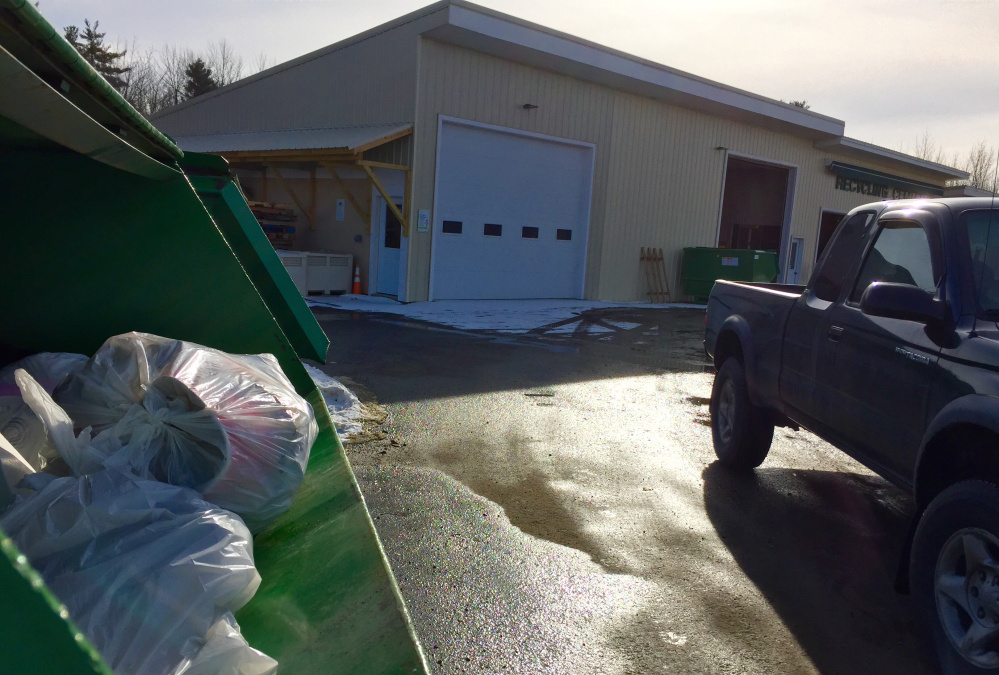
xmin=0 ymin=2 xmax=428 ymax=672
xmin=681 ymin=247 xmax=780 ymax=301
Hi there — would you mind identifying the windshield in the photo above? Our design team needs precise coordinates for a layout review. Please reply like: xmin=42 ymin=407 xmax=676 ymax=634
xmin=962 ymin=209 xmax=999 ymax=316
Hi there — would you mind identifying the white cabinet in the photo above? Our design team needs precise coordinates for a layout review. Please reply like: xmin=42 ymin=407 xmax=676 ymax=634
xmin=328 ymin=254 xmax=353 ymax=294
xmin=275 ymin=251 xmax=307 ymax=295
xmin=306 ymin=254 xmax=331 ymax=294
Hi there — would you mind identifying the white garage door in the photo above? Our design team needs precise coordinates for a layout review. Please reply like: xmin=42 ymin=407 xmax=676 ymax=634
xmin=430 ymin=120 xmax=594 ymax=300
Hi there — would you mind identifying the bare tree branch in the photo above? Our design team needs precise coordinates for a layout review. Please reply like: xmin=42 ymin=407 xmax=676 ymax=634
xmin=965 ymin=140 xmax=998 ymax=191
xmin=251 ymin=51 xmax=276 ymax=75
xmin=207 ymin=39 xmax=244 ymax=86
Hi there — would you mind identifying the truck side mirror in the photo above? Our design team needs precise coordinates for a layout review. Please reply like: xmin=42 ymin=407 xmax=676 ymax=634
xmin=860 ymin=282 xmax=948 ymax=325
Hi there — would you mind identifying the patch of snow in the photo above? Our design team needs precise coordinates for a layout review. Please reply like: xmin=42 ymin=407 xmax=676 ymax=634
xmin=604 ymin=321 xmax=642 ymax=331
xmin=304 ymin=364 xmax=364 ymax=438
xmin=306 ymin=297 xmax=705 ymax=334
xmin=544 ymin=321 xmax=581 ymax=335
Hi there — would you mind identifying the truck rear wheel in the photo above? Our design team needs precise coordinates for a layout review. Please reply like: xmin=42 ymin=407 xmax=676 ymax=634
xmin=912 ymin=480 xmax=999 ymax=674
xmin=710 ymin=359 xmax=774 ymax=471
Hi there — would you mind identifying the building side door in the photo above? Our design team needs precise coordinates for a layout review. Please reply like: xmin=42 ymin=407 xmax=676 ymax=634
xmin=376 ymin=198 xmax=402 ymax=296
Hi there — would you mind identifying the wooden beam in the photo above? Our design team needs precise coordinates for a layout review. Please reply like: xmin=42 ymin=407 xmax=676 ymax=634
xmin=356 ymin=159 xmax=410 ymax=172
xmin=223 ymin=148 xmax=354 ymax=162
xmin=321 ymin=162 xmax=370 ymax=226
xmin=361 ymin=164 xmax=405 ymax=227
xmin=351 ymin=125 xmax=413 ymax=154
xmin=268 ymin=165 xmax=314 ymax=230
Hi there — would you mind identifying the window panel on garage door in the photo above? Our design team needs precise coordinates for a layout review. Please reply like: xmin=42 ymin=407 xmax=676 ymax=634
xmin=432 ymin=122 xmax=594 ymax=300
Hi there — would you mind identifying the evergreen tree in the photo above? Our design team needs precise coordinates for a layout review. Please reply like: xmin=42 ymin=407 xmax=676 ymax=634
xmin=182 ymin=58 xmax=218 ymax=100
xmin=64 ymin=20 xmax=129 ymax=90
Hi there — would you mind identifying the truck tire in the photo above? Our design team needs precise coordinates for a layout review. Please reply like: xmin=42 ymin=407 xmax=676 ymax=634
xmin=709 ymin=358 xmax=774 ymax=471
xmin=911 ymin=480 xmax=999 ymax=674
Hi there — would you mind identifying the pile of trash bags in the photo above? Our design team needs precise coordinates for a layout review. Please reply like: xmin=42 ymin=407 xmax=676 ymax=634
xmin=0 ymin=332 xmax=319 ymax=675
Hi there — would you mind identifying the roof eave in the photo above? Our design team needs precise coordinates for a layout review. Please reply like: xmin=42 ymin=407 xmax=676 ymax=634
xmin=424 ymin=1 xmax=844 ymax=140
xmin=815 ymin=137 xmax=970 ymax=181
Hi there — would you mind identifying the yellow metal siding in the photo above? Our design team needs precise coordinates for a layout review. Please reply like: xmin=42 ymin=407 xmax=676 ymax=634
xmin=407 ymin=38 xmax=952 ymax=302
xmin=409 ymin=38 xmax=616 ymax=301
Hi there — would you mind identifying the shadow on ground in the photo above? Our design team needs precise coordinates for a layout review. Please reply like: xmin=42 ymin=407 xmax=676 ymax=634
xmin=699 ymin=461 xmax=934 ymax=674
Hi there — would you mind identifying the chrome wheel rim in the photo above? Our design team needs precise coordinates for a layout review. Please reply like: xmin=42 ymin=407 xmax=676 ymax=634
xmin=935 ymin=528 xmax=999 ymax=668
xmin=716 ymin=378 xmax=736 ymax=446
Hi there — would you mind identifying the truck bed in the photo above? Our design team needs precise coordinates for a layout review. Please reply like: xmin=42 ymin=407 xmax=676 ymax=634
xmin=704 ymin=280 xmax=805 ymax=410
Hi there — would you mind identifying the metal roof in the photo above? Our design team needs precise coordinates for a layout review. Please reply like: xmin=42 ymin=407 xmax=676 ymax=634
xmin=815 ymin=137 xmax=969 ymax=181
xmin=172 ymin=123 xmax=412 ymax=154
xmin=151 ymin=0 xmax=844 ymax=141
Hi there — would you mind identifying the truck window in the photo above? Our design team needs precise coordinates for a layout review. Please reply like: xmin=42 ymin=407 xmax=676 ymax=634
xmin=849 ymin=221 xmax=936 ymax=303
xmin=962 ymin=209 xmax=999 ymax=315
xmin=812 ymin=211 xmax=873 ymax=302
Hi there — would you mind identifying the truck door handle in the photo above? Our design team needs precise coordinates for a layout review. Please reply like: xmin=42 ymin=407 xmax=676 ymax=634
xmin=827 ymin=325 xmax=844 ymax=341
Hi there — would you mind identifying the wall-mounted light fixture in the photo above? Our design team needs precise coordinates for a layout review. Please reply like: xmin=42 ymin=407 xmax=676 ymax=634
xmin=522 ymin=103 xmax=538 ymax=110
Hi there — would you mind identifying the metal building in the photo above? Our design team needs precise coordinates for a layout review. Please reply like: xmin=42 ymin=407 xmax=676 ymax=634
xmin=152 ymin=0 xmax=969 ymax=302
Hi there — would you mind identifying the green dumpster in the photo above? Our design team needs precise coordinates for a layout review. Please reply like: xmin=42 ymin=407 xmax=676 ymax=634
xmin=0 ymin=2 xmax=428 ymax=672
xmin=681 ymin=247 xmax=780 ymax=301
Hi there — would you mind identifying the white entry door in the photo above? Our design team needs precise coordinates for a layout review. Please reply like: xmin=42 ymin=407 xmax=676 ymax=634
xmin=786 ymin=236 xmax=805 ymax=284
xmin=430 ymin=119 xmax=595 ymax=300
xmin=376 ymin=198 xmax=402 ymax=296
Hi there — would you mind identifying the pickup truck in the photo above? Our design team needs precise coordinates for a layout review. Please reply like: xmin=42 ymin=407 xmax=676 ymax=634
xmin=705 ymin=197 xmax=999 ymax=674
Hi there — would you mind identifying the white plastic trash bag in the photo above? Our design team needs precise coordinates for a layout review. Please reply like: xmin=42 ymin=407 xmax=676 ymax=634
xmin=53 ymin=333 xmax=317 ymax=531
xmin=171 ymin=613 xmax=278 ymax=675
xmin=0 ymin=352 xmax=87 ymax=468
xmin=1 ymin=469 xmax=262 ymax=675
xmin=17 ymin=367 xmax=231 ymax=491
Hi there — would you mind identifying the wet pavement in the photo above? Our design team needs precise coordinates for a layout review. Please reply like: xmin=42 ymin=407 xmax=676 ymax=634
xmin=311 ymin=307 xmax=935 ymax=674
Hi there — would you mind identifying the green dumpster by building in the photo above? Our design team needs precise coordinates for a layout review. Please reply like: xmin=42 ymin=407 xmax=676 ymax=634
xmin=681 ymin=247 xmax=780 ymax=301
xmin=0 ymin=1 xmax=428 ymax=672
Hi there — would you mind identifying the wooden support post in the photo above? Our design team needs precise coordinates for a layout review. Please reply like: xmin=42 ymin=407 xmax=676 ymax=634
xmin=361 ymin=164 xmax=405 ymax=227
xmin=356 ymin=159 xmax=411 ymax=172
xmin=322 ymin=162 xmax=370 ymax=227
xmin=261 ymin=167 xmax=267 ymax=201
xmin=402 ymin=169 xmax=412 ymax=237
xmin=269 ymin=165 xmax=315 ymax=230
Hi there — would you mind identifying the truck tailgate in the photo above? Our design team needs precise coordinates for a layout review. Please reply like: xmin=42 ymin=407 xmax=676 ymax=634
xmin=705 ymin=280 xmax=804 ymax=410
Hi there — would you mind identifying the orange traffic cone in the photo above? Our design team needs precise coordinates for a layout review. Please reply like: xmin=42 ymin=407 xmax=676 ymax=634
xmin=351 ymin=264 xmax=362 ymax=295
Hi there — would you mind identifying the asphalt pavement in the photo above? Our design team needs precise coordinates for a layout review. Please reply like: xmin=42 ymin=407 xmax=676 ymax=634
xmin=311 ymin=307 xmax=935 ymax=675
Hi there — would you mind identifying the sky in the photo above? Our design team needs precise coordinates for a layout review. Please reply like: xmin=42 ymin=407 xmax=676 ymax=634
xmin=38 ymin=0 xmax=999 ymax=165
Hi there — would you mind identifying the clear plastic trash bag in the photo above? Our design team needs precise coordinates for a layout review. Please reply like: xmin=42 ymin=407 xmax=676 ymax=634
xmin=171 ymin=613 xmax=277 ymax=675
xmin=0 ymin=430 xmax=36 ymax=510
xmin=0 ymin=469 xmax=263 ymax=675
xmin=16 ymin=369 xmax=230 ymax=492
xmin=52 ymin=333 xmax=317 ymax=531
xmin=0 ymin=353 xmax=88 ymax=469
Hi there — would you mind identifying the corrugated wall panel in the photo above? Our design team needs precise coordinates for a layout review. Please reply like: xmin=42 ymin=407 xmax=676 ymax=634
xmin=408 ymin=38 xmax=953 ymax=303
xmin=363 ymin=134 xmax=413 ymax=165
xmin=152 ymin=10 xmax=446 ymax=138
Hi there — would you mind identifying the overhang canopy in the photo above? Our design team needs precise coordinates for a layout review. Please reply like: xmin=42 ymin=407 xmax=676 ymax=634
xmin=815 ymin=137 xmax=968 ymax=182
xmin=172 ymin=123 xmax=412 ymax=161
xmin=176 ymin=124 xmax=414 ymax=236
